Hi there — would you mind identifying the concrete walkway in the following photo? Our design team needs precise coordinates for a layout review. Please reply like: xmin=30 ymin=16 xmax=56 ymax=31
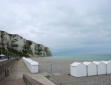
xmin=0 ymin=59 xmax=29 ymax=85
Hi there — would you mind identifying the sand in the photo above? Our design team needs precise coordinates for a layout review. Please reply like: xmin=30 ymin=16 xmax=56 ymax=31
xmin=32 ymin=57 xmax=85 ymax=74
xmin=32 ymin=57 xmax=111 ymax=85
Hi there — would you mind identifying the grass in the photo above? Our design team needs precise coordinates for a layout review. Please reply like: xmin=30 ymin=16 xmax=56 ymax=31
xmin=45 ymin=75 xmax=51 ymax=79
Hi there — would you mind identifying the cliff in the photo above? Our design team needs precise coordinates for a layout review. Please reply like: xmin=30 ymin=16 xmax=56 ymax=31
xmin=0 ymin=30 xmax=52 ymax=57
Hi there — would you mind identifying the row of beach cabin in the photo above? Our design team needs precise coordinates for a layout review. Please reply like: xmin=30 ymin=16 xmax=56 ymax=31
xmin=71 ymin=61 xmax=111 ymax=77
xmin=23 ymin=57 xmax=111 ymax=77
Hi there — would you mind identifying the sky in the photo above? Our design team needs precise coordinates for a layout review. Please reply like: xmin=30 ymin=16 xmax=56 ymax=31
xmin=0 ymin=0 xmax=111 ymax=56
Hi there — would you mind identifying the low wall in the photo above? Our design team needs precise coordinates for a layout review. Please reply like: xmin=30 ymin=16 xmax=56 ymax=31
xmin=23 ymin=74 xmax=55 ymax=85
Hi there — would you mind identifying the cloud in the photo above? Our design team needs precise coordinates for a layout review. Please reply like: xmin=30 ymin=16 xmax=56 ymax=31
xmin=0 ymin=0 xmax=111 ymax=55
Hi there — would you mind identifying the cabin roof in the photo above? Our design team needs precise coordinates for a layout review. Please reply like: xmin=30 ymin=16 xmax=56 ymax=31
xmin=71 ymin=62 xmax=81 ymax=66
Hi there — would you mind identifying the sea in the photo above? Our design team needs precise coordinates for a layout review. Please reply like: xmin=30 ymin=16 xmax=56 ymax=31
xmin=52 ymin=54 xmax=111 ymax=61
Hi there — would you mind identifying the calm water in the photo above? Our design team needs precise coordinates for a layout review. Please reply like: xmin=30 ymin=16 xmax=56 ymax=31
xmin=52 ymin=54 xmax=111 ymax=61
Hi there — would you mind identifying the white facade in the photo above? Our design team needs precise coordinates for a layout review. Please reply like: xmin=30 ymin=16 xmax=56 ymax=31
xmin=107 ymin=61 xmax=111 ymax=74
xmin=93 ymin=61 xmax=106 ymax=75
xmin=83 ymin=62 xmax=97 ymax=76
xmin=23 ymin=57 xmax=39 ymax=73
xmin=70 ymin=62 xmax=87 ymax=77
xmin=102 ymin=61 xmax=111 ymax=74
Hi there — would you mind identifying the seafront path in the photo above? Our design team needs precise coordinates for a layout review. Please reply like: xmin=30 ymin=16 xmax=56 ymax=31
xmin=0 ymin=59 xmax=28 ymax=85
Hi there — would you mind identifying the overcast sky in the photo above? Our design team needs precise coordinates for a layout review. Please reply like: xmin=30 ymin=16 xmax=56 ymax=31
xmin=0 ymin=0 xmax=111 ymax=55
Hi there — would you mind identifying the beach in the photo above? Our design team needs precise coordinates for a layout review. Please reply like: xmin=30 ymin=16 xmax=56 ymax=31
xmin=32 ymin=57 xmax=111 ymax=85
xmin=32 ymin=57 xmax=86 ymax=74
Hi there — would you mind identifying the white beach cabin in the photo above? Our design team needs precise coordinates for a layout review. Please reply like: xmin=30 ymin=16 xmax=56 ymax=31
xmin=23 ymin=57 xmax=39 ymax=73
xmin=107 ymin=61 xmax=111 ymax=74
xmin=70 ymin=62 xmax=87 ymax=77
xmin=102 ymin=61 xmax=111 ymax=74
xmin=29 ymin=60 xmax=39 ymax=73
xmin=93 ymin=61 xmax=106 ymax=75
xmin=83 ymin=62 xmax=97 ymax=76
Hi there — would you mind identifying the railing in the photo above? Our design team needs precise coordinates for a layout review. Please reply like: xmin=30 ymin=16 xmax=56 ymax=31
xmin=0 ymin=58 xmax=19 ymax=81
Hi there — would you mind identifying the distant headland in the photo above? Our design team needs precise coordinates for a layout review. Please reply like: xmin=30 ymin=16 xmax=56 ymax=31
xmin=0 ymin=30 xmax=52 ymax=57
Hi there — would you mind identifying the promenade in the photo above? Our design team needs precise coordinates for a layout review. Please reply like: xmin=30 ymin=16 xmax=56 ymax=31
xmin=0 ymin=59 xmax=29 ymax=85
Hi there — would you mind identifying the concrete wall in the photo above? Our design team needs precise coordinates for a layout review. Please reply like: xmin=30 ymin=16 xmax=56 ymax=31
xmin=23 ymin=74 xmax=55 ymax=85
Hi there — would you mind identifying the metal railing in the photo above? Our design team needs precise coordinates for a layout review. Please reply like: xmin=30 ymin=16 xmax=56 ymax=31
xmin=0 ymin=58 xmax=19 ymax=81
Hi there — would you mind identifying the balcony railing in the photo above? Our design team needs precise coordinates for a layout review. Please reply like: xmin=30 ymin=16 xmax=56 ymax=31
xmin=0 ymin=58 xmax=19 ymax=81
